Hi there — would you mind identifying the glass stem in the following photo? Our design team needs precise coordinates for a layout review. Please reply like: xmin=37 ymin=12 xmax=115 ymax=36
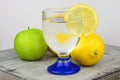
xmin=58 ymin=54 xmax=69 ymax=58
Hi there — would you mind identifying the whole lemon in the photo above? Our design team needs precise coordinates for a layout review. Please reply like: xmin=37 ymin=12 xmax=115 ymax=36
xmin=70 ymin=33 xmax=104 ymax=66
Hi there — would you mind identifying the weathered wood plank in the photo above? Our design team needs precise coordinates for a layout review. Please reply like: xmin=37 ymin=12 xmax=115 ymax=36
xmin=0 ymin=45 xmax=120 ymax=80
xmin=0 ymin=70 xmax=22 ymax=80
xmin=93 ymin=70 xmax=120 ymax=80
xmin=0 ymin=49 xmax=18 ymax=62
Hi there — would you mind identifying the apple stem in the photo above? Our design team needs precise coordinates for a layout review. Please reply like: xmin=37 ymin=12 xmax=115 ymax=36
xmin=28 ymin=26 xmax=30 ymax=30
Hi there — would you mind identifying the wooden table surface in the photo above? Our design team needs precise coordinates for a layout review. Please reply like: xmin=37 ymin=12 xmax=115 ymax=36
xmin=0 ymin=44 xmax=120 ymax=80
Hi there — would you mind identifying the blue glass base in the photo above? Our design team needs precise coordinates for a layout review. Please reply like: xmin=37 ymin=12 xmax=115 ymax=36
xmin=47 ymin=57 xmax=80 ymax=75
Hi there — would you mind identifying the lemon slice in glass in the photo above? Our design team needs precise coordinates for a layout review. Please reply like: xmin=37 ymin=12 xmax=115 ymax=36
xmin=64 ymin=4 xmax=98 ymax=37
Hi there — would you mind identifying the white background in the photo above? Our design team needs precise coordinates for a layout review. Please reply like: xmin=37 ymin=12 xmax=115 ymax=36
xmin=0 ymin=0 xmax=120 ymax=50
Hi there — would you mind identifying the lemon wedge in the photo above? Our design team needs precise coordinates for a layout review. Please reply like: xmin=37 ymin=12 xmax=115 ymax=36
xmin=56 ymin=33 xmax=73 ymax=44
xmin=64 ymin=4 xmax=98 ymax=37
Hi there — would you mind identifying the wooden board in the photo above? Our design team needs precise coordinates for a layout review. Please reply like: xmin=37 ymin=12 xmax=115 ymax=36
xmin=0 ymin=45 xmax=120 ymax=80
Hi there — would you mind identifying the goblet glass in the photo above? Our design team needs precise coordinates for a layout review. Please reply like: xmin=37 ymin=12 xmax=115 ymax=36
xmin=42 ymin=8 xmax=80 ymax=75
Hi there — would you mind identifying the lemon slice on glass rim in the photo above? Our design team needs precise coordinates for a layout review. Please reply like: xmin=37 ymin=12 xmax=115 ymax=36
xmin=64 ymin=4 xmax=98 ymax=37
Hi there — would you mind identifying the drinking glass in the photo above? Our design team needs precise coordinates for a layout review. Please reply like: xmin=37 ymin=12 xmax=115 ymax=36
xmin=42 ymin=8 xmax=80 ymax=75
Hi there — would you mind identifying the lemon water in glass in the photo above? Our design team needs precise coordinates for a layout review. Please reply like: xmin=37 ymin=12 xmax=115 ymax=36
xmin=42 ymin=8 xmax=80 ymax=75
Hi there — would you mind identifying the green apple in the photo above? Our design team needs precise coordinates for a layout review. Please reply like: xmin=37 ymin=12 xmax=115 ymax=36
xmin=14 ymin=28 xmax=47 ymax=61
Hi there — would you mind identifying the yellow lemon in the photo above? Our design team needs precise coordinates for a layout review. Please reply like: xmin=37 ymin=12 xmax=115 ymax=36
xmin=64 ymin=4 xmax=98 ymax=37
xmin=70 ymin=33 xmax=104 ymax=66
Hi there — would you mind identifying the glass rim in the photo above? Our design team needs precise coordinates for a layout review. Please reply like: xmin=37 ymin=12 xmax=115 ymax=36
xmin=43 ymin=7 xmax=69 ymax=13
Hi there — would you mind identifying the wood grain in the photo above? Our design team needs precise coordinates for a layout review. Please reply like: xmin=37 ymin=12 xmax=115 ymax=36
xmin=0 ymin=45 xmax=120 ymax=80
